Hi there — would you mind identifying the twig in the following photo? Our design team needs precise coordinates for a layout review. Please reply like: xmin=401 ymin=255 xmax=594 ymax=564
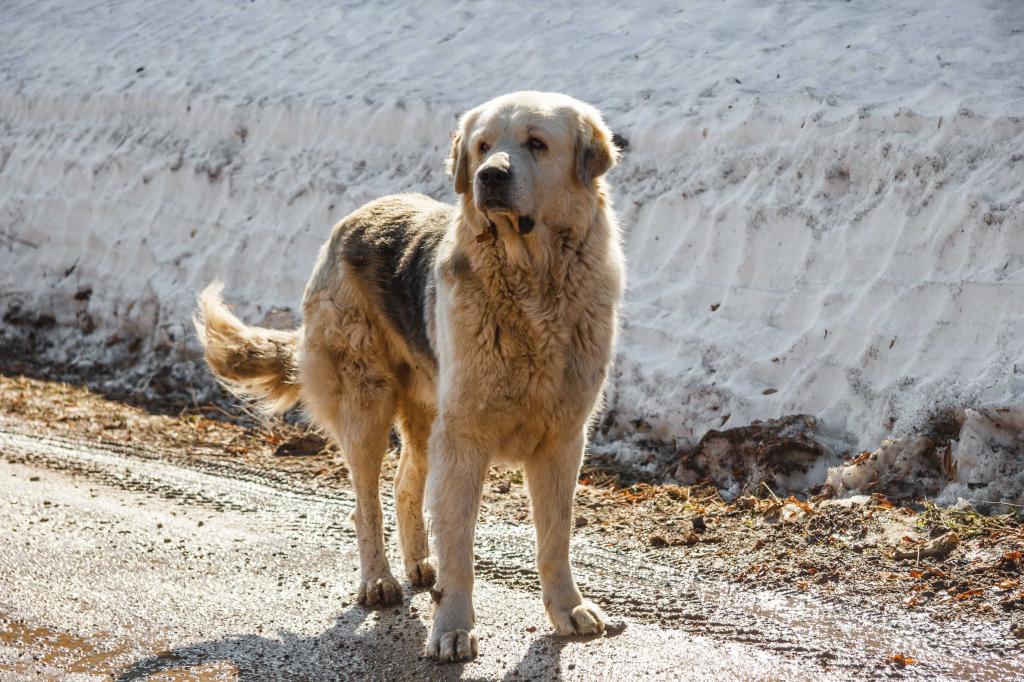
xmin=761 ymin=481 xmax=782 ymax=505
xmin=967 ymin=499 xmax=1024 ymax=509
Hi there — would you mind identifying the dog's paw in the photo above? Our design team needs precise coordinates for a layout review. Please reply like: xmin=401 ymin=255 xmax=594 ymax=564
xmin=427 ymin=628 xmax=478 ymax=662
xmin=406 ymin=557 xmax=437 ymax=587
xmin=357 ymin=574 xmax=403 ymax=607
xmin=548 ymin=599 xmax=607 ymax=636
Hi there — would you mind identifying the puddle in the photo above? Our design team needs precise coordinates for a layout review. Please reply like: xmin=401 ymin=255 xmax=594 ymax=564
xmin=0 ymin=614 xmax=128 ymax=677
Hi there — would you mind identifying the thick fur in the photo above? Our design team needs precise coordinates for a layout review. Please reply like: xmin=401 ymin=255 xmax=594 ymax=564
xmin=193 ymin=283 xmax=301 ymax=414
xmin=194 ymin=92 xmax=625 ymax=662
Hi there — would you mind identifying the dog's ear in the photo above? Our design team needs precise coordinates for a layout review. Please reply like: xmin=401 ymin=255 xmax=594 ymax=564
xmin=574 ymin=108 xmax=618 ymax=187
xmin=447 ymin=129 xmax=470 ymax=195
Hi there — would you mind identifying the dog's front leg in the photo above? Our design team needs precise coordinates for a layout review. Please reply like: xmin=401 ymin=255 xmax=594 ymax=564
xmin=425 ymin=425 xmax=488 ymax=662
xmin=525 ymin=433 xmax=607 ymax=636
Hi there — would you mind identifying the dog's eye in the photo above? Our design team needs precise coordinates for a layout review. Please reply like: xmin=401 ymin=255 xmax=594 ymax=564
xmin=478 ymin=141 xmax=490 ymax=155
xmin=526 ymin=137 xmax=547 ymax=152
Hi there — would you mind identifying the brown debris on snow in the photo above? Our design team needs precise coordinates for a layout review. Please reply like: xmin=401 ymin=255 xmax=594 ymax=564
xmin=669 ymin=414 xmax=826 ymax=494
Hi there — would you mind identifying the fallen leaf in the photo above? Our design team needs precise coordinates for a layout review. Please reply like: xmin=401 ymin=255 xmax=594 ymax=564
xmin=888 ymin=653 xmax=917 ymax=666
xmin=766 ymin=502 xmax=806 ymax=525
xmin=893 ymin=531 xmax=960 ymax=560
xmin=784 ymin=495 xmax=814 ymax=514
xmin=955 ymin=588 xmax=985 ymax=601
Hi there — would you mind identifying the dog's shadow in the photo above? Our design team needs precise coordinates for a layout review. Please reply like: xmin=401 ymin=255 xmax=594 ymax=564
xmin=115 ymin=602 xmax=443 ymax=681
xmin=502 ymin=634 xmax=569 ymax=681
xmin=500 ymin=628 xmax=621 ymax=681
xmin=116 ymin=602 xmax=612 ymax=680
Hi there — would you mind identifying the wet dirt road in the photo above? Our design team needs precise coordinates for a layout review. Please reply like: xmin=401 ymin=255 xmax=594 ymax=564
xmin=1 ymin=425 xmax=1020 ymax=680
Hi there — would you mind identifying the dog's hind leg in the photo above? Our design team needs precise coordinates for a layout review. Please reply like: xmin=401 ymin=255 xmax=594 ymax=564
xmin=337 ymin=401 xmax=403 ymax=607
xmin=395 ymin=402 xmax=436 ymax=587
xmin=299 ymin=307 xmax=403 ymax=606
xmin=524 ymin=432 xmax=607 ymax=636
xmin=301 ymin=340 xmax=402 ymax=607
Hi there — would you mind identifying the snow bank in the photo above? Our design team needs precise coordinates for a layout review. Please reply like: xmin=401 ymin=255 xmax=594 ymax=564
xmin=2 ymin=1 xmax=1022 ymax=502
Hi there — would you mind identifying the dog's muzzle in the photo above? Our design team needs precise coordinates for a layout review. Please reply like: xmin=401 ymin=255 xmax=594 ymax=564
xmin=477 ymin=166 xmax=513 ymax=211
xmin=475 ymin=164 xmax=533 ymax=235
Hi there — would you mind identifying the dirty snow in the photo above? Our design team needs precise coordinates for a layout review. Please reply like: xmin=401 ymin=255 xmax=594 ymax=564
xmin=1 ymin=1 xmax=1022 ymax=504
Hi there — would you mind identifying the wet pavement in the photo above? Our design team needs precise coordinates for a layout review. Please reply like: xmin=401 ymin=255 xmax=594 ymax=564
xmin=1 ymin=425 xmax=1021 ymax=680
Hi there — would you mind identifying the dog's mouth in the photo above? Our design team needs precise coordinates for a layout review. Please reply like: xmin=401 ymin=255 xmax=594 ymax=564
xmin=484 ymin=213 xmax=535 ymax=236
xmin=480 ymin=202 xmax=535 ymax=236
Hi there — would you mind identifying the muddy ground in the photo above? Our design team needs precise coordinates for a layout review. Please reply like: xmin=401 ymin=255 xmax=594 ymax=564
xmin=0 ymin=371 xmax=1022 ymax=679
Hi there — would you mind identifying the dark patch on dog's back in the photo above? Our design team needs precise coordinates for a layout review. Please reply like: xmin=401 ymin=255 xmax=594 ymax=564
xmin=339 ymin=195 xmax=452 ymax=362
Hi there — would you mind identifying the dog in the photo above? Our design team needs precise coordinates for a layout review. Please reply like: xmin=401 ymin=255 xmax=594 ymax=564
xmin=194 ymin=91 xmax=625 ymax=661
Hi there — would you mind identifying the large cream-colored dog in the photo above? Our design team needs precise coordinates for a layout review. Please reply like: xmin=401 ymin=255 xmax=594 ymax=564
xmin=194 ymin=91 xmax=624 ymax=661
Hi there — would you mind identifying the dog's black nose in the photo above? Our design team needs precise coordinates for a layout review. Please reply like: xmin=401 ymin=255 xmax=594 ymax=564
xmin=478 ymin=166 xmax=510 ymax=188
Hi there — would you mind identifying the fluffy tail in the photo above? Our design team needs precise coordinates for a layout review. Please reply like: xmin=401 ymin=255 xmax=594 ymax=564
xmin=193 ymin=282 xmax=301 ymax=415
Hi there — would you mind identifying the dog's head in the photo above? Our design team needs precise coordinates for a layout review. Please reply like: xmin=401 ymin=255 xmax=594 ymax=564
xmin=448 ymin=92 xmax=618 ymax=236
